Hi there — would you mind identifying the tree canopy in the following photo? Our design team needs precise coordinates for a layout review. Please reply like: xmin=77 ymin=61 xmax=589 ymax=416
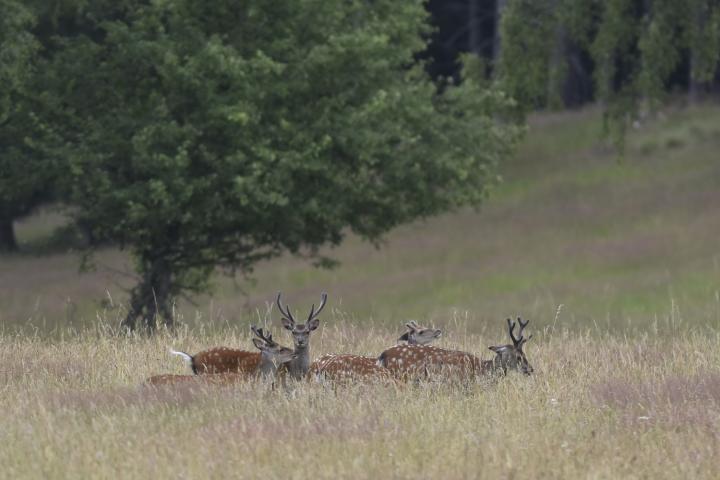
xmin=42 ymin=0 xmax=521 ymax=330
xmin=0 ymin=0 xmax=56 ymax=251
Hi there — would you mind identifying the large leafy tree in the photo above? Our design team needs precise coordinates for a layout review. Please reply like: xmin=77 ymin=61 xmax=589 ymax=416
xmin=49 ymin=0 xmax=521 ymax=330
xmin=0 ymin=0 xmax=55 ymax=251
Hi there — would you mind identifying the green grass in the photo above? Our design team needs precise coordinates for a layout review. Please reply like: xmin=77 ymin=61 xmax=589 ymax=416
xmin=2 ymin=103 xmax=720 ymax=334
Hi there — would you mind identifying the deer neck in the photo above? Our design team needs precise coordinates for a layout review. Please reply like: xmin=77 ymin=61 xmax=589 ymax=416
xmin=257 ymin=353 xmax=279 ymax=379
xmin=289 ymin=343 xmax=310 ymax=380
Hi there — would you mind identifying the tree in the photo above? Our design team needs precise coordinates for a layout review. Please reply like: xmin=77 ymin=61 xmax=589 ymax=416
xmin=48 ymin=0 xmax=522 ymax=331
xmin=497 ymin=0 xmax=720 ymax=148
xmin=0 ymin=0 xmax=54 ymax=252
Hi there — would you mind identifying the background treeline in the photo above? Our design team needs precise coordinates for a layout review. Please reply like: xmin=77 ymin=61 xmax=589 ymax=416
xmin=1 ymin=0 xmax=719 ymax=331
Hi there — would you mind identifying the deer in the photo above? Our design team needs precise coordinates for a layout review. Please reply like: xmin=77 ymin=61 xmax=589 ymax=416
xmin=397 ymin=321 xmax=442 ymax=345
xmin=304 ymin=321 xmax=441 ymax=385
xmin=377 ymin=317 xmax=533 ymax=381
xmin=276 ymin=291 xmax=327 ymax=380
xmin=307 ymin=354 xmax=396 ymax=385
xmin=161 ymin=326 xmax=297 ymax=378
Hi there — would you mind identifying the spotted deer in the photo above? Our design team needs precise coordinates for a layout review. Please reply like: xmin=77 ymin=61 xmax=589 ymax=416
xmin=165 ymin=326 xmax=296 ymax=376
xmin=307 ymin=354 xmax=395 ymax=384
xmin=397 ymin=321 xmax=442 ymax=345
xmin=276 ymin=291 xmax=327 ymax=380
xmin=304 ymin=321 xmax=439 ymax=384
xmin=378 ymin=318 xmax=533 ymax=380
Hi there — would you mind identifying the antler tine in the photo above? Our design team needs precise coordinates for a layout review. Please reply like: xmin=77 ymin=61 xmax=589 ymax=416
xmin=250 ymin=324 xmax=261 ymax=338
xmin=517 ymin=317 xmax=530 ymax=338
xmin=276 ymin=291 xmax=296 ymax=323
xmin=517 ymin=317 xmax=531 ymax=344
xmin=251 ymin=325 xmax=274 ymax=344
xmin=507 ymin=317 xmax=520 ymax=345
xmin=308 ymin=292 xmax=328 ymax=321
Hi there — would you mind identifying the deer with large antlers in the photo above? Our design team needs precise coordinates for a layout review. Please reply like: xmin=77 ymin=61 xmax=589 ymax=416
xmin=378 ymin=317 xmax=534 ymax=381
xmin=276 ymin=291 xmax=327 ymax=380
xmin=165 ymin=326 xmax=296 ymax=376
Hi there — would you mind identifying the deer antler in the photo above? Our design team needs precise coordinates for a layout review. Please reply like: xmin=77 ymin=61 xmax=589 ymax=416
xmin=276 ymin=292 xmax=296 ymax=324
xmin=307 ymin=292 xmax=328 ymax=322
xmin=251 ymin=325 xmax=275 ymax=345
xmin=517 ymin=317 xmax=532 ymax=343
xmin=507 ymin=317 xmax=520 ymax=346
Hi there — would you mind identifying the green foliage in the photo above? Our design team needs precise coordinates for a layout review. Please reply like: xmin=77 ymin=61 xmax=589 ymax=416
xmin=496 ymin=0 xmax=558 ymax=109
xmin=45 ymin=0 xmax=522 ymax=329
xmin=498 ymin=0 xmax=720 ymax=151
xmin=0 ymin=0 xmax=58 ymax=250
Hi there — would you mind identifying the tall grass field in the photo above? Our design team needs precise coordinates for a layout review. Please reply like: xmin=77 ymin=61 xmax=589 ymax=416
xmin=2 ymin=105 xmax=720 ymax=478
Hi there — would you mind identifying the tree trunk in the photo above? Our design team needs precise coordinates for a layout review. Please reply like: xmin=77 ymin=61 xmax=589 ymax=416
xmin=547 ymin=21 xmax=566 ymax=109
xmin=493 ymin=0 xmax=507 ymax=71
xmin=122 ymin=260 xmax=174 ymax=333
xmin=469 ymin=0 xmax=480 ymax=55
xmin=688 ymin=0 xmax=708 ymax=103
xmin=562 ymin=43 xmax=593 ymax=107
xmin=0 ymin=216 xmax=18 ymax=252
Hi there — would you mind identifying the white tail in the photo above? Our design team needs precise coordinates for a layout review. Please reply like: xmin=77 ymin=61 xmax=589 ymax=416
xmin=169 ymin=349 xmax=193 ymax=364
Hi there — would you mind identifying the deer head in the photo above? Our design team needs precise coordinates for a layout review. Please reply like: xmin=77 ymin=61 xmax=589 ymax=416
xmin=276 ymin=292 xmax=326 ymax=349
xmin=488 ymin=317 xmax=533 ymax=375
xmin=397 ymin=321 xmax=442 ymax=345
xmin=251 ymin=325 xmax=297 ymax=368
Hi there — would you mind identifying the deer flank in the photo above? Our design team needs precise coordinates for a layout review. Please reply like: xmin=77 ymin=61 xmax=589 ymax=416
xmin=308 ymin=354 xmax=395 ymax=384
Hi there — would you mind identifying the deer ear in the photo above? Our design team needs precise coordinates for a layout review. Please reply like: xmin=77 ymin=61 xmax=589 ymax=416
xmin=398 ymin=331 xmax=410 ymax=342
xmin=252 ymin=338 xmax=266 ymax=350
xmin=281 ymin=317 xmax=294 ymax=331
xmin=307 ymin=317 xmax=320 ymax=331
xmin=489 ymin=345 xmax=507 ymax=353
xmin=405 ymin=322 xmax=416 ymax=331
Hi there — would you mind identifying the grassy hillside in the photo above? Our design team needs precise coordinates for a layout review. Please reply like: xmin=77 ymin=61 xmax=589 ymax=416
xmin=3 ymin=104 xmax=720 ymax=479
xmin=2 ymin=104 xmax=720 ymax=334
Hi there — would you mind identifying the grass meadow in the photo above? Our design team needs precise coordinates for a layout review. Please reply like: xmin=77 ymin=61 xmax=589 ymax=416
xmin=2 ymin=104 xmax=720 ymax=478
xmin=2 ymin=326 xmax=720 ymax=478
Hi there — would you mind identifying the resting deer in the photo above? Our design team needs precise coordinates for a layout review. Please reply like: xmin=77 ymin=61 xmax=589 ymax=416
xmin=305 ymin=321 xmax=441 ymax=384
xmin=307 ymin=354 xmax=395 ymax=385
xmin=397 ymin=321 xmax=442 ymax=345
xmin=276 ymin=291 xmax=327 ymax=380
xmin=165 ymin=326 xmax=296 ymax=376
xmin=378 ymin=318 xmax=533 ymax=380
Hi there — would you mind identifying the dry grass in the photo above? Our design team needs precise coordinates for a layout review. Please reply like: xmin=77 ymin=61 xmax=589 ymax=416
xmin=2 ymin=320 xmax=720 ymax=479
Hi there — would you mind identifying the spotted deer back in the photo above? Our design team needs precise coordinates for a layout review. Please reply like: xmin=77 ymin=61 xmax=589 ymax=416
xmin=308 ymin=354 xmax=394 ymax=383
xmin=378 ymin=345 xmax=486 ymax=379
xmin=192 ymin=348 xmax=261 ymax=375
